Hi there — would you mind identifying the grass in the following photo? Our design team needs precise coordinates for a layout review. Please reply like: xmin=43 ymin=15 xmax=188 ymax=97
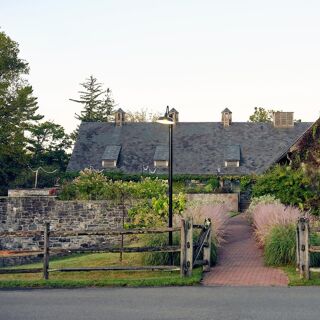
xmin=283 ymin=266 xmax=320 ymax=286
xmin=0 ymin=252 xmax=202 ymax=288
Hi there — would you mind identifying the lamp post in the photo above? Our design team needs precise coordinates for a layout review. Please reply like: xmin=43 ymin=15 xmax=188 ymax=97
xmin=157 ymin=106 xmax=174 ymax=264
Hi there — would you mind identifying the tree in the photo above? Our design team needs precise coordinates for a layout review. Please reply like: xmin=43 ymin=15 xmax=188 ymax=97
xmin=126 ymin=108 xmax=161 ymax=122
xmin=28 ymin=121 xmax=72 ymax=170
xmin=70 ymin=76 xmax=116 ymax=142
xmin=249 ymin=107 xmax=274 ymax=123
xmin=0 ymin=31 xmax=43 ymax=193
xmin=70 ymin=75 xmax=115 ymax=122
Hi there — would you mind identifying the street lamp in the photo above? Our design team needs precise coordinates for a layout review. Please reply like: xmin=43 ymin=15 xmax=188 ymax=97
xmin=157 ymin=106 xmax=174 ymax=264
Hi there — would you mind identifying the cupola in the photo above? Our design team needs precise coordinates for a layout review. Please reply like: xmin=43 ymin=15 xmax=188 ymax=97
xmin=114 ymin=108 xmax=126 ymax=126
xmin=221 ymin=108 xmax=232 ymax=127
xmin=169 ymin=108 xmax=179 ymax=123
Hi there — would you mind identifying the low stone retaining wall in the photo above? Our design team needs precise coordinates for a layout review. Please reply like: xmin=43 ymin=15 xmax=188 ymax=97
xmin=0 ymin=197 xmax=127 ymax=251
xmin=0 ymin=192 xmax=238 ymax=266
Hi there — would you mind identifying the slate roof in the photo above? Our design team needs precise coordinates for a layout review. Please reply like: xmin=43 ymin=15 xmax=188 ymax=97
xmin=67 ymin=121 xmax=313 ymax=175
xmin=102 ymin=145 xmax=121 ymax=161
xmin=222 ymin=108 xmax=232 ymax=113
xmin=224 ymin=145 xmax=240 ymax=161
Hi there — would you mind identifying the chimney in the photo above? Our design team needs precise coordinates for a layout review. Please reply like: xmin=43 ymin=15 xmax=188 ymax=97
xmin=221 ymin=108 xmax=232 ymax=127
xmin=273 ymin=112 xmax=294 ymax=128
xmin=169 ymin=108 xmax=179 ymax=123
xmin=114 ymin=108 xmax=126 ymax=126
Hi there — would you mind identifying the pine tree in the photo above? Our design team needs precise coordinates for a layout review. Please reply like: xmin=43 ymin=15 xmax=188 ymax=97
xmin=70 ymin=76 xmax=116 ymax=142
xmin=70 ymin=75 xmax=115 ymax=122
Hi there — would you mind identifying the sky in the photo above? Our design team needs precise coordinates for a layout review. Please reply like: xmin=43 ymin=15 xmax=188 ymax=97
xmin=1 ymin=0 xmax=320 ymax=132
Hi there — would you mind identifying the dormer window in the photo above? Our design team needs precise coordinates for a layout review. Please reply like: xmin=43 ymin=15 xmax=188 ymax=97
xmin=101 ymin=145 xmax=121 ymax=168
xmin=154 ymin=146 xmax=169 ymax=168
xmin=224 ymin=145 xmax=240 ymax=168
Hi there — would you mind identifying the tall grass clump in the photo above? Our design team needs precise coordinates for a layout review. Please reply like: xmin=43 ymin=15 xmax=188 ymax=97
xmin=182 ymin=201 xmax=230 ymax=246
xmin=246 ymin=195 xmax=281 ymax=223
xmin=264 ymin=224 xmax=296 ymax=266
xmin=252 ymin=203 xmax=300 ymax=247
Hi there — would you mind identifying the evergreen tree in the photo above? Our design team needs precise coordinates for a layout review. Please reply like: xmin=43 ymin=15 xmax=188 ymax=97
xmin=70 ymin=75 xmax=116 ymax=141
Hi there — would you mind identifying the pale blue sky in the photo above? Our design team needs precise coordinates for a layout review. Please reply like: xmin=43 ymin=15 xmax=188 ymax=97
xmin=1 ymin=0 xmax=320 ymax=132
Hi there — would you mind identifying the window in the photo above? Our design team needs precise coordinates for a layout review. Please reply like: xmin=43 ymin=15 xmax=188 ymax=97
xmin=102 ymin=160 xmax=117 ymax=168
xmin=224 ymin=160 xmax=239 ymax=168
xmin=154 ymin=160 xmax=168 ymax=168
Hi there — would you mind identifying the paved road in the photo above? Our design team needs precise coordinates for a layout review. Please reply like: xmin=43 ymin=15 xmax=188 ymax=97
xmin=1 ymin=286 xmax=320 ymax=320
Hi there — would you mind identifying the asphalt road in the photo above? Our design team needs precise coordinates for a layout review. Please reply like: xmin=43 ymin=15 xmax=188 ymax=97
xmin=1 ymin=286 xmax=320 ymax=320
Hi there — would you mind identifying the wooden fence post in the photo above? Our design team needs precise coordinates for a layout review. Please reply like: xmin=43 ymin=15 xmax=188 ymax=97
xmin=43 ymin=222 xmax=50 ymax=280
xmin=180 ymin=219 xmax=186 ymax=277
xmin=295 ymin=222 xmax=300 ymax=271
xmin=203 ymin=224 xmax=211 ymax=272
xmin=304 ymin=218 xmax=310 ymax=280
xmin=185 ymin=218 xmax=193 ymax=277
xmin=298 ymin=217 xmax=310 ymax=280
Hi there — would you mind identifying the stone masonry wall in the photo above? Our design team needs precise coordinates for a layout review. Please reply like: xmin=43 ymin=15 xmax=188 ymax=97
xmin=187 ymin=193 xmax=239 ymax=212
xmin=0 ymin=197 xmax=128 ymax=251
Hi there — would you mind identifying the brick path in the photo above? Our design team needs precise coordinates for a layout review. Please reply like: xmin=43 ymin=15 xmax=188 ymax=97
xmin=202 ymin=214 xmax=288 ymax=286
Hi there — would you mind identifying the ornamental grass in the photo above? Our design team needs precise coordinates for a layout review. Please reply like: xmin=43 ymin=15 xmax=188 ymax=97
xmin=252 ymin=203 xmax=301 ymax=247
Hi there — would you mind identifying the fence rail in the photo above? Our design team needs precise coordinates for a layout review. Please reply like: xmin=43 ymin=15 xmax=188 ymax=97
xmin=296 ymin=217 xmax=320 ymax=279
xmin=0 ymin=218 xmax=212 ymax=280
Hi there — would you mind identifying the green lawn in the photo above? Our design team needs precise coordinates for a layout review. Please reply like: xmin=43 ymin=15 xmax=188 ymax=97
xmin=283 ymin=266 xmax=320 ymax=286
xmin=0 ymin=252 xmax=202 ymax=288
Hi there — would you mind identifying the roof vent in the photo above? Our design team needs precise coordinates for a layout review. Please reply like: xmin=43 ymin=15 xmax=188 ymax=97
xmin=273 ymin=112 xmax=294 ymax=128
xmin=221 ymin=108 xmax=232 ymax=127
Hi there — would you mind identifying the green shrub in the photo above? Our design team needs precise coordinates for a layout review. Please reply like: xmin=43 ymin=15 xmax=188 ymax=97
xmin=253 ymin=165 xmax=318 ymax=214
xmin=264 ymin=224 xmax=296 ymax=266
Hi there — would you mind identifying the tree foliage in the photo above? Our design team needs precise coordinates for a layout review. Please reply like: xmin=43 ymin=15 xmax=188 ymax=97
xmin=249 ymin=107 xmax=274 ymax=123
xmin=252 ymin=165 xmax=319 ymax=214
xmin=70 ymin=75 xmax=115 ymax=122
xmin=125 ymin=108 xmax=161 ymax=122
xmin=0 ymin=30 xmax=71 ymax=193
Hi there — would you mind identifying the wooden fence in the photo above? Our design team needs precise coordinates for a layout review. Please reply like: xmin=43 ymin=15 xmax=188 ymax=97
xmin=0 ymin=218 xmax=212 ymax=279
xmin=296 ymin=217 xmax=320 ymax=279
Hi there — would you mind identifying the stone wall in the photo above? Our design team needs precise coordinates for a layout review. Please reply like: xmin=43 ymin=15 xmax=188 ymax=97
xmin=186 ymin=193 xmax=239 ymax=212
xmin=0 ymin=197 xmax=127 ymax=251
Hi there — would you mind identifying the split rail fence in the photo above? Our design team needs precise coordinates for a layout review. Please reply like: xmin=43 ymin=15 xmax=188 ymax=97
xmin=0 ymin=218 xmax=212 ymax=279
xmin=296 ymin=217 xmax=320 ymax=279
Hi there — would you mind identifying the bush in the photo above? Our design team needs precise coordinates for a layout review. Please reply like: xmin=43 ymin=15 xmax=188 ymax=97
xmin=253 ymin=165 xmax=318 ymax=213
xmin=264 ymin=224 xmax=296 ymax=266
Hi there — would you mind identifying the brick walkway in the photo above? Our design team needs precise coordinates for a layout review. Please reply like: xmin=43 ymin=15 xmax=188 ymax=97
xmin=202 ymin=214 xmax=288 ymax=286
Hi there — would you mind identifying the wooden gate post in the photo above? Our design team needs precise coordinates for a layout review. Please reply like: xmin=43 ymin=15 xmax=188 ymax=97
xmin=203 ymin=221 xmax=211 ymax=272
xmin=180 ymin=219 xmax=186 ymax=277
xmin=185 ymin=218 xmax=193 ymax=277
xmin=304 ymin=218 xmax=310 ymax=280
xmin=43 ymin=222 xmax=50 ymax=280
xmin=295 ymin=221 xmax=300 ymax=271
xmin=298 ymin=217 xmax=310 ymax=280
